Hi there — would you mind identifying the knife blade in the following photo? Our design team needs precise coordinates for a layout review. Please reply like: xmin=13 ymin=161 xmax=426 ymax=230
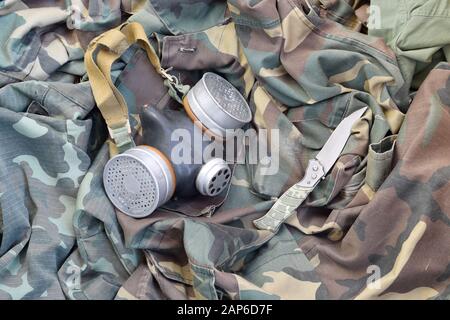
xmin=253 ymin=107 xmax=368 ymax=232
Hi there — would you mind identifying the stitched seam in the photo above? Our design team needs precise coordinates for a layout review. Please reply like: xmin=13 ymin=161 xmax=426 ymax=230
xmin=0 ymin=70 xmax=22 ymax=82
xmin=240 ymin=250 xmax=308 ymax=275
xmin=288 ymin=0 xmax=398 ymax=65
xmin=46 ymin=84 xmax=91 ymax=112
xmin=39 ymin=85 xmax=51 ymax=107
xmin=411 ymin=14 xmax=450 ymax=18
xmin=231 ymin=13 xmax=281 ymax=29
xmin=217 ymin=231 xmax=274 ymax=269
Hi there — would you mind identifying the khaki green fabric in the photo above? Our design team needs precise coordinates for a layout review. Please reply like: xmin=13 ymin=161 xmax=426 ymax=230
xmin=369 ymin=0 xmax=450 ymax=90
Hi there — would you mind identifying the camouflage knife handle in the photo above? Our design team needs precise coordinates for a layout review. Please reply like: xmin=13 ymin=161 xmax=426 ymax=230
xmin=253 ymin=159 xmax=325 ymax=232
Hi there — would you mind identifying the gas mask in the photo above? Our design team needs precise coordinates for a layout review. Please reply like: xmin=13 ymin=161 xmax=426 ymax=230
xmin=103 ymin=72 xmax=252 ymax=218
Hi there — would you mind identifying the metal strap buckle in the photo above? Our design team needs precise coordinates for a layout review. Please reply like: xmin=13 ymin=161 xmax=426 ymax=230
xmin=159 ymin=67 xmax=178 ymax=84
xmin=108 ymin=121 xmax=133 ymax=147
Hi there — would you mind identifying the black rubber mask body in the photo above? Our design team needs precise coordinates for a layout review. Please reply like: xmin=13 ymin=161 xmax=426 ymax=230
xmin=140 ymin=106 xmax=209 ymax=198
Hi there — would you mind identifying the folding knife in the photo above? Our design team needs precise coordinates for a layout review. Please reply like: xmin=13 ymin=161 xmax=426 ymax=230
xmin=254 ymin=107 xmax=368 ymax=232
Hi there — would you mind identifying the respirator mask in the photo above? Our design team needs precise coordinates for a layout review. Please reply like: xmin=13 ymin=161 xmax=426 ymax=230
xmin=102 ymin=72 xmax=252 ymax=218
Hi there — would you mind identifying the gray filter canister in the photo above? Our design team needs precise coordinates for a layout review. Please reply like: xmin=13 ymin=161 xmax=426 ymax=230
xmin=103 ymin=146 xmax=176 ymax=218
xmin=184 ymin=72 xmax=252 ymax=138
xmin=196 ymin=158 xmax=232 ymax=197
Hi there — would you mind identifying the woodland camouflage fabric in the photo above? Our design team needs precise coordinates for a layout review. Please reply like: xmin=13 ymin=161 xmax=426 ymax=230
xmin=0 ymin=0 xmax=448 ymax=300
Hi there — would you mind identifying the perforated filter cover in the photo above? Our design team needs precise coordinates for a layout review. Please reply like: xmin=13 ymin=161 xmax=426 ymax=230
xmin=196 ymin=158 xmax=232 ymax=197
xmin=104 ymin=155 xmax=159 ymax=218
xmin=203 ymin=73 xmax=252 ymax=122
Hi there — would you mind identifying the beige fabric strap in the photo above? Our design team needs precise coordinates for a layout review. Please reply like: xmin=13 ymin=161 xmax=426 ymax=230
xmin=85 ymin=22 xmax=189 ymax=154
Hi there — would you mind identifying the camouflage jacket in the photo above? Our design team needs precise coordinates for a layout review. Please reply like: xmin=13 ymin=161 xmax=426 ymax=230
xmin=0 ymin=0 xmax=448 ymax=300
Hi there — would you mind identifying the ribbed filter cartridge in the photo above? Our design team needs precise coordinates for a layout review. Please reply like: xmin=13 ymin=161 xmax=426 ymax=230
xmin=184 ymin=72 xmax=252 ymax=138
